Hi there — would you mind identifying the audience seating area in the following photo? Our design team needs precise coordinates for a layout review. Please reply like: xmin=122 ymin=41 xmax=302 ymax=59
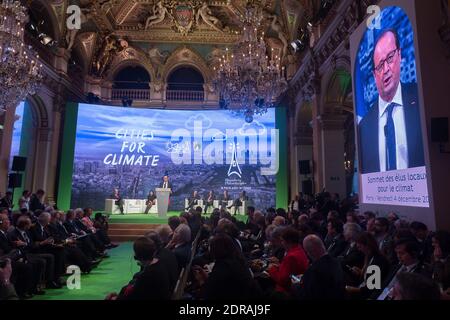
xmin=1 ymin=190 xmax=450 ymax=301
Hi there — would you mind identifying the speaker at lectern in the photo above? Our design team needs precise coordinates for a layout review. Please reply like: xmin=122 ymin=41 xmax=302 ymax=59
xmin=155 ymin=188 xmax=171 ymax=218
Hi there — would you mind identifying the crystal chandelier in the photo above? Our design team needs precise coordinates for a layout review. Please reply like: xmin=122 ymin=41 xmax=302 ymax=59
xmin=0 ymin=0 xmax=43 ymax=113
xmin=213 ymin=1 xmax=288 ymax=121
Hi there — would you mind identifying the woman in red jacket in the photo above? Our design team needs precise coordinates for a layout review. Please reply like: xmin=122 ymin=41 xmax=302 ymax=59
xmin=268 ymin=227 xmax=309 ymax=294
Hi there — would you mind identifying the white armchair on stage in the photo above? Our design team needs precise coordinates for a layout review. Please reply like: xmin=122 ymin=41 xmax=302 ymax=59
xmin=105 ymin=199 xmax=158 ymax=214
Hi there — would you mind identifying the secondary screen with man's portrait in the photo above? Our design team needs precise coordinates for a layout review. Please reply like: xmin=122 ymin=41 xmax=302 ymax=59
xmin=354 ymin=6 xmax=429 ymax=207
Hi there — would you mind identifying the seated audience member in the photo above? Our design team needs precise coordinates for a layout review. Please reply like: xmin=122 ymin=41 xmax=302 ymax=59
xmin=64 ymin=210 xmax=107 ymax=258
xmin=327 ymin=210 xmax=340 ymax=222
xmin=339 ymin=223 xmax=365 ymax=286
xmin=188 ymin=211 xmax=202 ymax=241
xmin=156 ymin=225 xmax=173 ymax=247
xmin=215 ymin=220 xmax=242 ymax=252
xmin=94 ymin=212 xmax=108 ymax=232
xmin=8 ymin=216 xmax=61 ymax=289
xmin=106 ymin=237 xmax=171 ymax=300
xmin=287 ymin=210 xmax=300 ymax=229
xmin=273 ymin=216 xmax=286 ymax=227
xmin=0 ymin=259 xmax=18 ymax=300
xmin=366 ymin=217 xmax=376 ymax=235
xmin=345 ymin=232 xmax=390 ymax=299
xmin=298 ymin=224 xmax=313 ymax=245
xmin=374 ymin=217 xmax=397 ymax=265
xmin=265 ymin=226 xmax=286 ymax=262
xmin=410 ymin=221 xmax=434 ymax=263
xmin=393 ymin=219 xmax=410 ymax=231
xmin=308 ymin=212 xmax=327 ymax=238
xmin=192 ymin=233 xmax=261 ymax=300
xmin=360 ymin=211 xmax=376 ymax=230
xmin=376 ymin=238 xmax=431 ymax=300
xmin=298 ymin=214 xmax=309 ymax=226
xmin=82 ymin=208 xmax=116 ymax=249
xmin=324 ymin=218 xmax=347 ymax=258
xmin=293 ymin=235 xmax=345 ymax=300
xmin=168 ymin=216 xmax=181 ymax=233
xmin=145 ymin=231 xmax=179 ymax=293
xmin=0 ymin=213 xmax=42 ymax=299
xmin=29 ymin=190 xmax=46 ymax=213
xmin=268 ymin=228 xmax=309 ymax=295
xmin=166 ymin=224 xmax=192 ymax=270
xmin=431 ymin=231 xmax=450 ymax=293
xmin=391 ymin=272 xmax=441 ymax=300
xmin=29 ymin=212 xmax=67 ymax=279
xmin=346 ymin=211 xmax=360 ymax=225
xmin=47 ymin=211 xmax=95 ymax=273
xmin=73 ymin=208 xmax=106 ymax=253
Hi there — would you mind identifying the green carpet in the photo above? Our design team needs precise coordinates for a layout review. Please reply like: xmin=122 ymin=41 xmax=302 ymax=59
xmin=32 ymin=214 xmax=248 ymax=300
xmin=32 ymin=242 xmax=138 ymax=300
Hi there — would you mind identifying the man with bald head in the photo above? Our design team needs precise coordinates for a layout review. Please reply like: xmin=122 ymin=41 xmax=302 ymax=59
xmin=292 ymin=235 xmax=345 ymax=300
xmin=358 ymin=29 xmax=424 ymax=174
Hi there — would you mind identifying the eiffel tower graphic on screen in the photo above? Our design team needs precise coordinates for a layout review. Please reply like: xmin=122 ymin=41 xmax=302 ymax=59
xmin=228 ymin=142 xmax=242 ymax=178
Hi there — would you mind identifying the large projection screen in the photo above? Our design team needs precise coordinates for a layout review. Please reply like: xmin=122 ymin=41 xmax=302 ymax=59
xmin=350 ymin=0 xmax=434 ymax=227
xmin=67 ymin=104 xmax=278 ymax=211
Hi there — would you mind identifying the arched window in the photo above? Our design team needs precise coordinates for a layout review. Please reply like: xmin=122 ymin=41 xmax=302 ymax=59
xmin=111 ymin=66 xmax=151 ymax=101
xmin=166 ymin=67 xmax=204 ymax=101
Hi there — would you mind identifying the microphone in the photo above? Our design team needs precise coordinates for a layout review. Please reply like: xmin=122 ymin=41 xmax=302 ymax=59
xmin=384 ymin=125 xmax=388 ymax=137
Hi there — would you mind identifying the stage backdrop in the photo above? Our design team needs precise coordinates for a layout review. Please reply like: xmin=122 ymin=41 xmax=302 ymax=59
xmin=59 ymin=103 xmax=280 ymax=211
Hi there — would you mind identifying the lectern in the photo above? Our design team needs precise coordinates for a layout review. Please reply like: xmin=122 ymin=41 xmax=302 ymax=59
xmin=155 ymin=188 xmax=171 ymax=218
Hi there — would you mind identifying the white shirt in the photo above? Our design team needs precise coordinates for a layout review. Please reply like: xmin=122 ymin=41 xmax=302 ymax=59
xmin=378 ymin=83 xmax=409 ymax=172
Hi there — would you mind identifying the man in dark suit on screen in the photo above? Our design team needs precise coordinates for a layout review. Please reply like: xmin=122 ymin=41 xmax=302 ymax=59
xmin=358 ymin=29 xmax=425 ymax=174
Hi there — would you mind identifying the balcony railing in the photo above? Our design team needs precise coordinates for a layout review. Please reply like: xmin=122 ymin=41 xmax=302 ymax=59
xmin=166 ymin=90 xmax=204 ymax=101
xmin=111 ymin=88 xmax=150 ymax=101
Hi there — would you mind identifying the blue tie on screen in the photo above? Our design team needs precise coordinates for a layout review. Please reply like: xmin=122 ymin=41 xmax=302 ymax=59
xmin=384 ymin=103 xmax=397 ymax=171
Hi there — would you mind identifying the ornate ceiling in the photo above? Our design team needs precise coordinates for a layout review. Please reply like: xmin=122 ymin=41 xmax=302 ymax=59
xmin=26 ymin=0 xmax=323 ymax=81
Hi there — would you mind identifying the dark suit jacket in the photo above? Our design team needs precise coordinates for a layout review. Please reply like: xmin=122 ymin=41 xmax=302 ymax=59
xmin=159 ymin=181 xmax=173 ymax=189
xmin=64 ymin=220 xmax=82 ymax=235
xmin=172 ymin=243 xmax=191 ymax=270
xmin=293 ymin=254 xmax=346 ymax=300
xmin=156 ymin=248 xmax=179 ymax=293
xmin=118 ymin=261 xmax=171 ymax=300
xmin=358 ymin=82 xmax=425 ymax=174
xmin=29 ymin=195 xmax=45 ymax=213
xmin=371 ymin=261 xmax=431 ymax=300
xmin=203 ymin=258 xmax=262 ymax=300
xmin=326 ymin=234 xmax=348 ymax=258
xmin=7 ymin=228 xmax=35 ymax=253
xmin=0 ymin=230 xmax=14 ymax=255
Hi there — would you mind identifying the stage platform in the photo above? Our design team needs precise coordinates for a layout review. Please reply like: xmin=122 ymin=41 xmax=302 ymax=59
xmin=106 ymin=212 xmax=247 ymax=242
xmin=107 ymin=211 xmax=182 ymax=224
